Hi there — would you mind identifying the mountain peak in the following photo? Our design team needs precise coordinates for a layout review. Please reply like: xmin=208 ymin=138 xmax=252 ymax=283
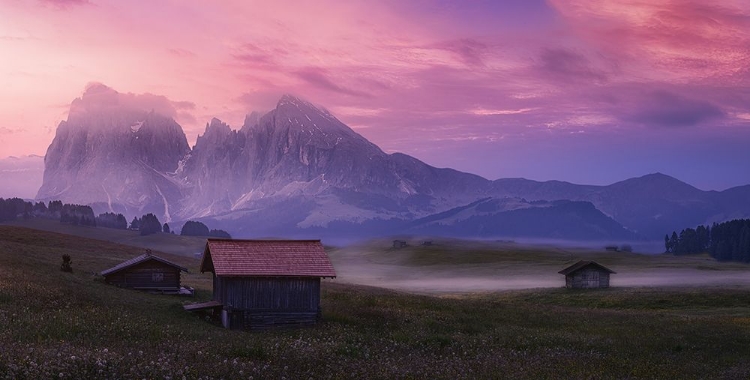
xmin=276 ymin=94 xmax=324 ymax=113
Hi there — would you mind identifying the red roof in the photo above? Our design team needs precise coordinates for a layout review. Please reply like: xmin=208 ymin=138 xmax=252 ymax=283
xmin=558 ymin=260 xmax=616 ymax=275
xmin=100 ymin=252 xmax=188 ymax=276
xmin=200 ymin=239 xmax=336 ymax=278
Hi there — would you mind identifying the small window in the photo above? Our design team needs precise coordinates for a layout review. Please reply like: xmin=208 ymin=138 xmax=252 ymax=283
xmin=152 ymin=272 xmax=164 ymax=282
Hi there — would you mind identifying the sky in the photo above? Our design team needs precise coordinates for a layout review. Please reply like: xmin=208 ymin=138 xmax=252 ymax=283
xmin=1 ymin=0 xmax=749 ymax=190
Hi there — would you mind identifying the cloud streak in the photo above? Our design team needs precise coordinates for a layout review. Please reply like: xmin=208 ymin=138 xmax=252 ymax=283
xmin=626 ymin=91 xmax=725 ymax=127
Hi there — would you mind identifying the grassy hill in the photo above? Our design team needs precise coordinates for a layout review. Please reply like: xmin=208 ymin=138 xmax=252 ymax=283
xmin=1 ymin=226 xmax=750 ymax=378
xmin=6 ymin=218 xmax=207 ymax=256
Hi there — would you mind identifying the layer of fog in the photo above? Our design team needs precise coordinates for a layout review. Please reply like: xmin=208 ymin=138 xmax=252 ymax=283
xmin=333 ymin=266 xmax=750 ymax=295
xmin=328 ymin=243 xmax=749 ymax=294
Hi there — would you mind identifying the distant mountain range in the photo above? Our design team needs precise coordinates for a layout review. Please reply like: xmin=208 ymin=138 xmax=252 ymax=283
xmin=28 ymin=85 xmax=750 ymax=241
xmin=0 ymin=155 xmax=44 ymax=199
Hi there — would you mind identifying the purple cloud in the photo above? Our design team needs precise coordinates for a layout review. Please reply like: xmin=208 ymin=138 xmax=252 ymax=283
xmin=431 ymin=38 xmax=489 ymax=67
xmin=627 ymin=91 xmax=725 ymax=127
xmin=295 ymin=67 xmax=372 ymax=98
xmin=538 ymin=48 xmax=608 ymax=83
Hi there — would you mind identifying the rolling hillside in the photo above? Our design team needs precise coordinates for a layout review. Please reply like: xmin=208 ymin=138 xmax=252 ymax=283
xmin=1 ymin=226 xmax=750 ymax=378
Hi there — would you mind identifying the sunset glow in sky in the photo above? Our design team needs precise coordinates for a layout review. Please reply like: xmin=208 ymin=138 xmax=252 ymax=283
xmin=1 ymin=0 xmax=749 ymax=189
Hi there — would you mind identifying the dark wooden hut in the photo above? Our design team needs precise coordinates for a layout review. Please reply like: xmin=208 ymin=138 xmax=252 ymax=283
xmin=198 ymin=239 xmax=336 ymax=330
xmin=100 ymin=250 xmax=190 ymax=293
xmin=558 ymin=260 xmax=616 ymax=289
xmin=393 ymin=240 xmax=407 ymax=248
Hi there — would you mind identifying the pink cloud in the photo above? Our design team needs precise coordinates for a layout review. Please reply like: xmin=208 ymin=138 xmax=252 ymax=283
xmin=68 ymin=83 xmax=197 ymax=125
xmin=547 ymin=0 xmax=750 ymax=84
xmin=38 ymin=0 xmax=90 ymax=10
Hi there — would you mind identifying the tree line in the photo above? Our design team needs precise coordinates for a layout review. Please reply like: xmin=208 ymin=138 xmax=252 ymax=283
xmin=0 ymin=198 xmax=231 ymax=238
xmin=666 ymin=219 xmax=750 ymax=262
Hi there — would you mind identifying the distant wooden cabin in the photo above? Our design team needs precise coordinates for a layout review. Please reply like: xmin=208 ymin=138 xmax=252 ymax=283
xmin=605 ymin=245 xmax=619 ymax=252
xmin=393 ymin=240 xmax=408 ymax=249
xmin=558 ymin=261 xmax=616 ymax=289
xmin=100 ymin=250 xmax=190 ymax=293
xmin=198 ymin=239 xmax=336 ymax=330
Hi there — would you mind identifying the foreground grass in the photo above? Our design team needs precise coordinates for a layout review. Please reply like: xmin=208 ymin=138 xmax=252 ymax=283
xmin=1 ymin=226 xmax=750 ymax=379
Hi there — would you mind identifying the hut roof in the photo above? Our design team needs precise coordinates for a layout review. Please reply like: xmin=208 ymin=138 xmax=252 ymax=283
xmin=558 ymin=260 xmax=616 ymax=275
xmin=200 ymin=239 xmax=337 ymax=278
xmin=100 ymin=252 xmax=188 ymax=276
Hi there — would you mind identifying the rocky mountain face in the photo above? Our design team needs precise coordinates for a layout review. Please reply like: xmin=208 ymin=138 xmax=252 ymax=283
xmin=35 ymin=89 xmax=750 ymax=241
xmin=177 ymin=95 xmax=489 ymax=225
xmin=36 ymin=85 xmax=190 ymax=219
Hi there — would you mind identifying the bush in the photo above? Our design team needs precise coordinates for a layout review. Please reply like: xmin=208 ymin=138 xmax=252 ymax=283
xmin=60 ymin=254 xmax=73 ymax=273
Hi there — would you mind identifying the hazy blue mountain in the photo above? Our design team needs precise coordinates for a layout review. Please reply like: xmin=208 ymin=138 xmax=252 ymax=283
xmin=405 ymin=198 xmax=639 ymax=240
xmin=489 ymin=173 xmax=732 ymax=238
xmin=0 ymin=155 xmax=44 ymax=200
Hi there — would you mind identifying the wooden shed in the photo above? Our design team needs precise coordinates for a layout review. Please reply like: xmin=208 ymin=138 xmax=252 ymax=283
xmin=558 ymin=260 xmax=616 ymax=289
xmin=393 ymin=240 xmax=407 ymax=248
xmin=198 ymin=239 xmax=336 ymax=330
xmin=100 ymin=250 xmax=190 ymax=294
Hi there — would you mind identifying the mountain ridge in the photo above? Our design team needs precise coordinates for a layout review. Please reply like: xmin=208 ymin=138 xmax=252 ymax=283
xmin=31 ymin=87 xmax=750 ymax=240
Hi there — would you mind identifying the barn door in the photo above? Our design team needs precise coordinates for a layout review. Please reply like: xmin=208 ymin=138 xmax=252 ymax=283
xmin=590 ymin=271 xmax=599 ymax=287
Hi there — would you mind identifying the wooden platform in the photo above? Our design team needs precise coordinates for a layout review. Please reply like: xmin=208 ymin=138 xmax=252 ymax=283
xmin=133 ymin=286 xmax=195 ymax=296
xmin=183 ymin=300 xmax=223 ymax=312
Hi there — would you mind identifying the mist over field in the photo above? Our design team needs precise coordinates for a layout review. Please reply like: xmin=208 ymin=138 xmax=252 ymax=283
xmin=326 ymin=239 xmax=750 ymax=294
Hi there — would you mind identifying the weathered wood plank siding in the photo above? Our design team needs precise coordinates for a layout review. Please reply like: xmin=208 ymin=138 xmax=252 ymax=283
xmin=566 ymin=268 xmax=611 ymax=289
xmin=215 ymin=277 xmax=320 ymax=311
xmin=104 ymin=261 xmax=181 ymax=289
xmin=213 ymin=276 xmax=322 ymax=329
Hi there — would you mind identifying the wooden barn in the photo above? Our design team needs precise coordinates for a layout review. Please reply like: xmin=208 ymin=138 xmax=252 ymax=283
xmin=198 ymin=239 xmax=336 ymax=330
xmin=100 ymin=250 xmax=192 ymax=294
xmin=558 ymin=260 xmax=616 ymax=289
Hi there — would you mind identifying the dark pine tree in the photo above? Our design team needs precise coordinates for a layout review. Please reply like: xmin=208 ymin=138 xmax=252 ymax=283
xmin=180 ymin=221 xmax=210 ymax=237
xmin=130 ymin=217 xmax=141 ymax=230
xmin=139 ymin=213 xmax=162 ymax=236
xmin=209 ymin=229 xmax=232 ymax=239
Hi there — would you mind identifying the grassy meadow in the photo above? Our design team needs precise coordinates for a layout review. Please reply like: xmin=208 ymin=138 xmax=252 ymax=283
xmin=1 ymin=226 xmax=750 ymax=378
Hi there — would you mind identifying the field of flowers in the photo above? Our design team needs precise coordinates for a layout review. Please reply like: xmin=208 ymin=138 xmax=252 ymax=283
xmin=1 ymin=226 xmax=749 ymax=379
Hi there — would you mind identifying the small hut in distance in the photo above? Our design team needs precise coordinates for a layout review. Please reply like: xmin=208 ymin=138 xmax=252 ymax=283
xmin=559 ymin=260 xmax=616 ymax=289
xmin=393 ymin=240 xmax=408 ymax=249
xmin=100 ymin=250 xmax=192 ymax=295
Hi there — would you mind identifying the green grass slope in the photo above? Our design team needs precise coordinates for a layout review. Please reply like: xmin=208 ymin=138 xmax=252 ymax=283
xmin=6 ymin=218 xmax=207 ymax=256
xmin=1 ymin=226 xmax=750 ymax=378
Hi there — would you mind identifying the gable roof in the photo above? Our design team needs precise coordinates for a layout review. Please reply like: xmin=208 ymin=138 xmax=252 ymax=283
xmin=200 ymin=239 xmax=336 ymax=278
xmin=558 ymin=260 xmax=616 ymax=275
xmin=100 ymin=252 xmax=188 ymax=276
